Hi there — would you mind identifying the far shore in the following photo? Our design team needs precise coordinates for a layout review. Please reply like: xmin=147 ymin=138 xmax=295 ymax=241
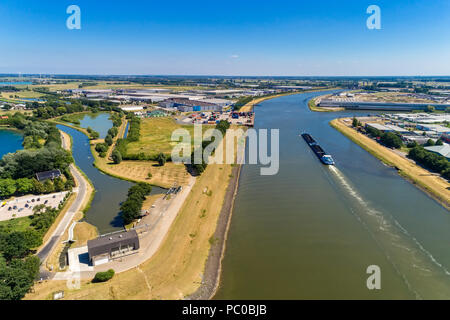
xmin=308 ymin=96 xmax=345 ymax=112
xmin=239 ymin=87 xmax=341 ymax=112
xmin=330 ymin=118 xmax=450 ymax=210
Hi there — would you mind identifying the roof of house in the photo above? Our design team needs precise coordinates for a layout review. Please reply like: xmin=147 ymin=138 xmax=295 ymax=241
xmin=87 ymin=230 xmax=140 ymax=258
xmin=36 ymin=169 xmax=61 ymax=182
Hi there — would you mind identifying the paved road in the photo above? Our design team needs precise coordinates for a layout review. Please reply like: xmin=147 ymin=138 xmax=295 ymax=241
xmin=37 ymin=132 xmax=89 ymax=271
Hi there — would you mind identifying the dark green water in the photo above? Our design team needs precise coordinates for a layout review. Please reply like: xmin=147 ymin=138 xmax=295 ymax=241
xmin=0 ymin=130 xmax=23 ymax=159
xmin=215 ymin=91 xmax=450 ymax=300
xmin=57 ymin=114 xmax=164 ymax=234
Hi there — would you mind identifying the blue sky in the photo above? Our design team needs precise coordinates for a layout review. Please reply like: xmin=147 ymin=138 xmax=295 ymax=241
xmin=1 ymin=0 xmax=449 ymax=76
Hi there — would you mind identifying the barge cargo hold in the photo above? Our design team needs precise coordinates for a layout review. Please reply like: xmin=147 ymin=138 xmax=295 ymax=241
xmin=301 ymin=133 xmax=335 ymax=165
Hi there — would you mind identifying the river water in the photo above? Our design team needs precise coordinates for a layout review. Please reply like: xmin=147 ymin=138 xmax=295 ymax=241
xmin=0 ymin=130 xmax=23 ymax=159
xmin=57 ymin=114 xmax=164 ymax=234
xmin=215 ymin=91 xmax=450 ymax=299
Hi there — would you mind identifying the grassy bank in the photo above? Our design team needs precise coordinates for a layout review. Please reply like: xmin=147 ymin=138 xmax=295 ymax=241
xmin=25 ymin=132 xmax=237 ymax=300
xmin=330 ymin=118 xmax=450 ymax=209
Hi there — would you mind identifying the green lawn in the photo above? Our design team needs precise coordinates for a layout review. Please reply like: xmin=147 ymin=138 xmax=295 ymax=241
xmin=0 ymin=216 xmax=33 ymax=232
xmin=126 ymin=117 xmax=199 ymax=158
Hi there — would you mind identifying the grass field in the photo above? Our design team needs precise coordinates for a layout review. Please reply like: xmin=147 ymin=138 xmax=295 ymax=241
xmin=103 ymin=161 xmax=190 ymax=189
xmin=331 ymin=118 xmax=450 ymax=209
xmin=1 ymin=90 xmax=44 ymax=100
xmin=0 ymin=215 xmax=32 ymax=232
xmin=25 ymin=132 xmax=237 ymax=300
xmin=126 ymin=117 xmax=197 ymax=158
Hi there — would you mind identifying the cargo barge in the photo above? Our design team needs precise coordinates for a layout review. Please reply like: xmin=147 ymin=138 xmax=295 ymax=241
xmin=301 ymin=133 xmax=335 ymax=165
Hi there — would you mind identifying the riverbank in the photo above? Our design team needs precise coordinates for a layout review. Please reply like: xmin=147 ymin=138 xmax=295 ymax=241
xmin=187 ymin=163 xmax=242 ymax=300
xmin=308 ymin=96 xmax=345 ymax=112
xmin=240 ymin=87 xmax=340 ymax=112
xmin=330 ymin=118 xmax=450 ymax=209
xmin=25 ymin=131 xmax=237 ymax=299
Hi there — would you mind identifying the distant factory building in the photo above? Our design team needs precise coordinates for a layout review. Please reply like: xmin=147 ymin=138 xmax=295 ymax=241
xmin=365 ymin=123 xmax=392 ymax=132
xmin=36 ymin=169 xmax=61 ymax=182
xmin=424 ymin=144 xmax=450 ymax=160
xmin=87 ymin=230 xmax=140 ymax=266
xmin=120 ymin=105 xmax=144 ymax=112
xmin=159 ymin=98 xmax=224 ymax=112
xmin=416 ymin=124 xmax=450 ymax=134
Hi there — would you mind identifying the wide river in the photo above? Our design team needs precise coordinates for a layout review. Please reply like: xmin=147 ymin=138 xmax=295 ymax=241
xmin=57 ymin=114 xmax=164 ymax=234
xmin=215 ymin=91 xmax=450 ymax=299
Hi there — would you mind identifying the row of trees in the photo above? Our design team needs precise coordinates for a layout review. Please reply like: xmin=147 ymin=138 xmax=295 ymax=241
xmin=0 ymin=176 xmax=72 ymax=199
xmin=112 ymin=114 xmax=140 ymax=161
xmin=365 ymin=125 xmax=403 ymax=149
xmin=120 ymin=183 xmax=152 ymax=225
xmin=192 ymin=120 xmax=231 ymax=175
xmin=408 ymin=146 xmax=450 ymax=180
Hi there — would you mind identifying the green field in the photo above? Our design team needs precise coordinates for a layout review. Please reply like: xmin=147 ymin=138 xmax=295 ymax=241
xmin=126 ymin=117 xmax=199 ymax=158
xmin=0 ymin=215 xmax=32 ymax=232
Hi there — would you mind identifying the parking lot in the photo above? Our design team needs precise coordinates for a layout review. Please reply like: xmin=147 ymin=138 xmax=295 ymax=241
xmin=180 ymin=111 xmax=254 ymax=126
xmin=0 ymin=191 xmax=69 ymax=221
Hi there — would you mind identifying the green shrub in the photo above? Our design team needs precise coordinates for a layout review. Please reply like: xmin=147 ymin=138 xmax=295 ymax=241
xmin=93 ymin=269 xmax=115 ymax=282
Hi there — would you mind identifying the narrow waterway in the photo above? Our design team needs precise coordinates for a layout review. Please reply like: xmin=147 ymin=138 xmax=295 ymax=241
xmin=57 ymin=115 xmax=164 ymax=234
xmin=215 ymin=91 xmax=450 ymax=299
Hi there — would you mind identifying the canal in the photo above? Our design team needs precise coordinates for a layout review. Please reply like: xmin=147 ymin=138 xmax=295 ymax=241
xmin=215 ymin=91 xmax=450 ymax=299
xmin=57 ymin=114 xmax=165 ymax=234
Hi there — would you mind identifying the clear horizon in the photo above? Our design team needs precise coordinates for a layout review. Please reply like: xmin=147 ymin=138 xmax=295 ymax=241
xmin=1 ymin=0 xmax=449 ymax=76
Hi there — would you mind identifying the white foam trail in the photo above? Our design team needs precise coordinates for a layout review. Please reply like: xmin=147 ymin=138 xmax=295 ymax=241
xmin=328 ymin=165 xmax=450 ymax=297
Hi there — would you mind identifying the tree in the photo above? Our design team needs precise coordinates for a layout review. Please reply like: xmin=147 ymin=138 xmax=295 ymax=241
xmin=0 ymin=255 xmax=40 ymax=300
xmin=90 ymin=131 xmax=100 ymax=140
xmin=425 ymin=139 xmax=435 ymax=147
xmin=112 ymin=150 xmax=122 ymax=164
xmin=105 ymin=135 xmax=113 ymax=146
xmin=436 ymin=139 xmax=444 ymax=146
xmin=0 ymin=231 xmax=42 ymax=260
xmin=380 ymin=132 xmax=403 ymax=149
xmin=15 ymin=178 xmax=34 ymax=195
xmin=31 ymin=179 xmax=45 ymax=194
xmin=0 ymin=179 xmax=17 ymax=198
xmin=53 ymin=178 xmax=65 ymax=192
xmin=43 ymin=179 xmax=55 ymax=193
xmin=352 ymin=117 xmax=360 ymax=127
xmin=156 ymin=153 xmax=167 ymax=166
